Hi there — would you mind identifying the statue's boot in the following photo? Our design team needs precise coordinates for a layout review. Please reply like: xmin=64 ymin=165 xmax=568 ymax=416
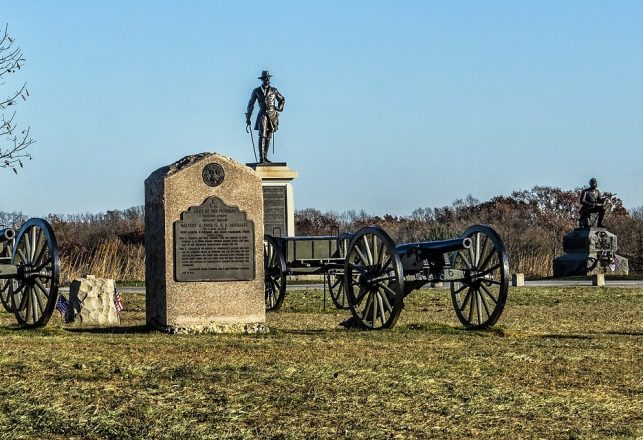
xmin=258 ymin=137 xmax=267 ymax=163
xmin=262 ymin=137 xmax=272 ymax=163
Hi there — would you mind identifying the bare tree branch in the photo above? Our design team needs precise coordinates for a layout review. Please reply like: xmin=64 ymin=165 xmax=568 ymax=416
xmin=0 ymin=24 xmax=33 ymax=173
xmin=0 ymin=82 xmax=27 ymax=109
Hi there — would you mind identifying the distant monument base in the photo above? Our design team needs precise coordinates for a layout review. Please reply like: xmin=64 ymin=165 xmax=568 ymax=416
xmin=247 ymin=162 xmax=298 ymax=237
xmin=553 ymin=227 xmax=629 ymax=277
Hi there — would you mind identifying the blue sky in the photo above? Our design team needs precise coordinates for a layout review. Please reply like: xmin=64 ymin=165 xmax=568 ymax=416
xmin=2 ymin=1 xmax=642 ymax=216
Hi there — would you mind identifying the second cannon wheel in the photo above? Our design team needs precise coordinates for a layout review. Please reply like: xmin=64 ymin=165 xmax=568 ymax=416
xmin=449 ymin=224 xmax=509 ymax=329
xmin=344 ymin=226 xmax=404 ymax=330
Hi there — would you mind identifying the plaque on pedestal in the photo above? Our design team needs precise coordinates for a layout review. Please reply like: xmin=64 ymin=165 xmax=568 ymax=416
xmin=174 ymin=197 xmax=255 ymax=282
xmin=247 ymin=163 xmax=298 ymax=237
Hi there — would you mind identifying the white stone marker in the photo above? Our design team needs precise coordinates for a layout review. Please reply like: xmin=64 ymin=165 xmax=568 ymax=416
xmin=69 ymin=275 xmax=119 ymax=326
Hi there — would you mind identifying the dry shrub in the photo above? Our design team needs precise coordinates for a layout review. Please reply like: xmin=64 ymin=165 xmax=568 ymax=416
xmin=61 ymin=239 xmax=144 ymax=283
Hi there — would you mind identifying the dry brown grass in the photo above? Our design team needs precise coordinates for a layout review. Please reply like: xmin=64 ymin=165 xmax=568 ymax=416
xmin=57 ymin=243 xmax=571 ymax=284
xmin=58 ymin=245 xmax=561 ymax=283
xmin=0 ymin=286 xmax=641 ymax=439
xmin=61 ymin=239 xmax=145 ymax=284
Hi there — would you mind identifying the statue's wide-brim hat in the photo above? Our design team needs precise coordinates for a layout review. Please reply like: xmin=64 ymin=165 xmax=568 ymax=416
xmin=258 ymin=70 xmax=272 ymax=79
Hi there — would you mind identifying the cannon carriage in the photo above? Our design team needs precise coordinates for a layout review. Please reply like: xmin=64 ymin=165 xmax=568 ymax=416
xmin=0 ymin=218 xmax=60 ymax=328
xmin=343 ymin=224 xmax=509 ymax=330
xmin=263 ymin=232 xmax=353 ymax=310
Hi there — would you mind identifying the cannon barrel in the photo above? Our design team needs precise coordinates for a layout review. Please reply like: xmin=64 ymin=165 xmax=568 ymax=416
xmin=396 ymin=236 xmax=472 ymax=258
xmin=0 ymin=227 xmax=15 ymax=242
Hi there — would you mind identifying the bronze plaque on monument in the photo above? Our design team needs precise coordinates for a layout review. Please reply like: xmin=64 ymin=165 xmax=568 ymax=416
xmin=263 ymin=186 xmax=287 ymax=236
xmin=174 ymin=196 xmax=255 ymax=281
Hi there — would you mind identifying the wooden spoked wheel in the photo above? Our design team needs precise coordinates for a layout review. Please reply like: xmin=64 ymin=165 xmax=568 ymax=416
xmin=450 ymin=224 xmax=509 ymax=329
xmin=344 ymin=226 xmax=404 ymax=330
xmin=10 ymin=218 xmax=61 ymax=328
xmin=327 ymin=233 xmax=351 ymax=309
xmin=264 ymin=235 xmax=286 ymax=311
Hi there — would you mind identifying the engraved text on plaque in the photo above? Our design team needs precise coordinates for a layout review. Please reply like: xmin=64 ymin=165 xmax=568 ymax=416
xmin=174 ymin=197 xmax=255 ymax=281
xmin=263 ymin=186 xmax=287 ymax=236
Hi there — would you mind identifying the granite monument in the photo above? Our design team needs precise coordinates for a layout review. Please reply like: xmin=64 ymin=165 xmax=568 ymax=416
xmin=145 ymin=153 xmax=266 ymax=333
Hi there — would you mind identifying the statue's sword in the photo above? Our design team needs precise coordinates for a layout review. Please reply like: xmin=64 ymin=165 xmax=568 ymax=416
xmin=246 ymin=123 xmax=258 ymax=163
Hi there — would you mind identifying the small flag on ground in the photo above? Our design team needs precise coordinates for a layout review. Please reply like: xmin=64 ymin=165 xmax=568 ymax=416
xmin=114 ymin=288 xmax=124 ymax=314
xmin=55 ymin=296 xmax=72 ymax=323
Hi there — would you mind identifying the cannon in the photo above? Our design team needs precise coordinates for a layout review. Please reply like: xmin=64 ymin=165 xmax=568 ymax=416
xmin=0 ymin=218 xmax=60 ymax=328
xmin=343 ymin=224 xmax=509 ymax=330
xmin=263 ymin=232 xmax=353 ymax=310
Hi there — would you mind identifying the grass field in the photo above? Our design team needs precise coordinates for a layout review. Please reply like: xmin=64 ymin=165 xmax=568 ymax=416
xmin=1 ymin=286 xmax=641 ymax=439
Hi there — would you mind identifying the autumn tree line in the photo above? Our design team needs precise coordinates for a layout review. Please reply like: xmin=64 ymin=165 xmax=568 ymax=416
xmin=296 ymin=187 xmax=643 ymax=276
xmin=1 ymin=186 xmax=641 ymax=282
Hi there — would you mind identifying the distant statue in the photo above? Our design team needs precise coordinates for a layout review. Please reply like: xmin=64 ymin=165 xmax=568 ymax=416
xmin=579 ymin=177 xmax=606 ymax=228
xmin=245 ymin=70 xmax=285 ymax=163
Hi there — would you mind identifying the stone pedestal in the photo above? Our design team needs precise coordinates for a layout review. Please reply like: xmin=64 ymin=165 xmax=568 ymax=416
xmin=247 ymin=163 xmax=297 ymax=237
xmin=69 ymin=275 xmax=119 ymax=326
xmin=553 ymin=227 xmax=628 ymax=277
xmin=512 ymin=273 xmax=525 ymax=287
xmin=592 ymin=273 xmax=605 ymax=287
xmin=145 ymin=153 xmax=266 ymax=333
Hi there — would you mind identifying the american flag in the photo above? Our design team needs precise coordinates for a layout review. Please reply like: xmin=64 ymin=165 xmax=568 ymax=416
xmin=114 ymin=288 xmax=124 ymax=314
xmin=55 ymin=296 xmax=72 ymax=323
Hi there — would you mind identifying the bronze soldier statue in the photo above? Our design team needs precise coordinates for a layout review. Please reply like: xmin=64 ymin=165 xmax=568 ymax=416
xmin=246 ymin=70 xmax=285 ymax=163
xmin=579 ymin=177 xmax=606 ymax=228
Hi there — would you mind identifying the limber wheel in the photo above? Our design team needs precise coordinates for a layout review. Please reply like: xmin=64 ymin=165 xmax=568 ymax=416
xmin=327 ymin=233 xmax=351 ymax=309
xmin=264 ymin=235 xmax=286 ymax=311
xmin=0 ymin=237 xmax=14 ymax=313
xmin=344 ymin=226 xmax=404 ymax=330
xmin=450 ymin=224 xmax=509 ymax=329
xmin=10 ymin=218 xmax=60 ymax=328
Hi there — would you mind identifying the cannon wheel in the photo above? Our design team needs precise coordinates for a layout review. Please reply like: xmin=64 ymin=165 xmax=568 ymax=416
xmin=0 ymin=238 xmax=14 ymax=313
xmin=344 ymin=226 xmax=404 ymax=330
xmin=326 ymin=233 xmax=351 ymax=309
xmin=450 ymin=224 xmax=509 ymax=329
xmin=264 ymin=235 xmax=286 ymax=311
xmin=10 ymin=218 xmax=60 ymax=328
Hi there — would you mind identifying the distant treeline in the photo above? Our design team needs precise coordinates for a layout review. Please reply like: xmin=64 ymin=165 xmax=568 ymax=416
xmin=1 ymin=186 xmax=641 ymax=282
xmin=295 ymin=187 xmax=643 ymax=276
xmin=0 ymin=207 xmax=145 ymax=283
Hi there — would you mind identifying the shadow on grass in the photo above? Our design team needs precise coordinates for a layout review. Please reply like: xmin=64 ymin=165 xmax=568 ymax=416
xmin=395 ymin=322 xmax=509 ymax=337
xmin=603 ymin=330 xmax=643 ymax=337
xmin=538 ymin=333 xmax=595 ymax=340
xmin=273 ymin=328 xmax=345 ymax=335
xmin=270 ymin=322 xmax=511 ymax=337
xmin=64 ymin=325 xmax=153 ymax=335
xmin=535 ymin=330 xmax=642 ymax=339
